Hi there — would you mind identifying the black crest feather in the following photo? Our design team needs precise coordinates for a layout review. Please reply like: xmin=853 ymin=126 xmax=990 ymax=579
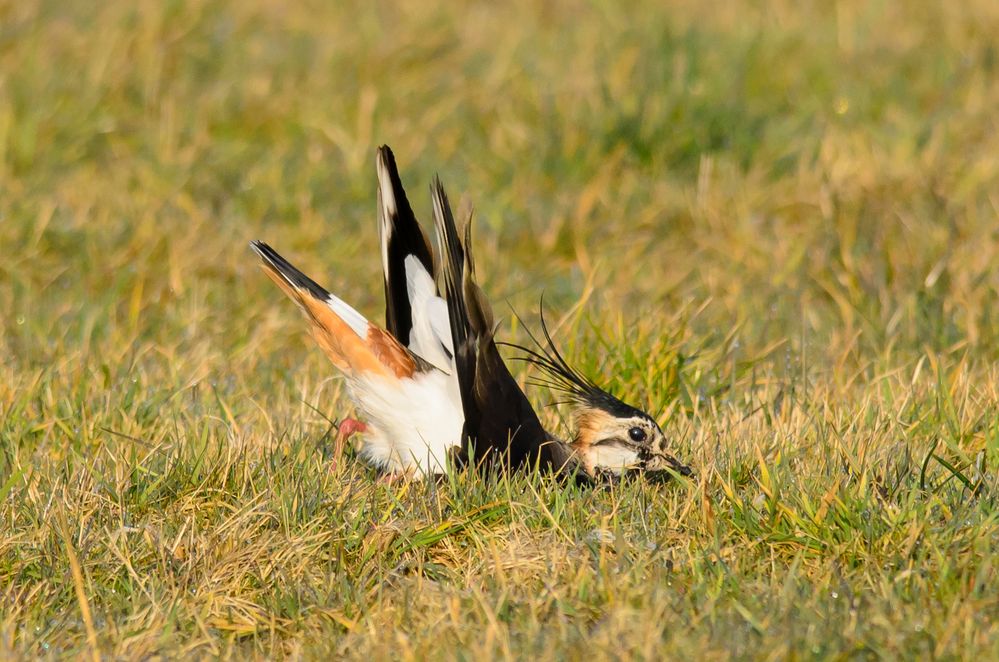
xmin=507 ymin=306 xmax=648 ymax=421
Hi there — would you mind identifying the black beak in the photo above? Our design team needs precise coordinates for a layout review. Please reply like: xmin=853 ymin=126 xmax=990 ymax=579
xmin=664 ymin=453 xmax=694 ymax=477
xmin=642 ymin=453 xmax=694 ymax=483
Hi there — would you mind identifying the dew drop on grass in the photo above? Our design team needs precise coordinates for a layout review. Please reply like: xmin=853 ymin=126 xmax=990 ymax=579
xmin=831 ymin=591 xmax=839 ymax=599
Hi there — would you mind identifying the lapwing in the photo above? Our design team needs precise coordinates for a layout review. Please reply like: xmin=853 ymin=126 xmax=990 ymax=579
xmin=250 ymin=146 xmax=691 ymax=482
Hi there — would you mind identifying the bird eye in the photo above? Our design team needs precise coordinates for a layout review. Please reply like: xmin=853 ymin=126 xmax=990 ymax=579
xmin=628 ymin=427 xmax=647 ymax=442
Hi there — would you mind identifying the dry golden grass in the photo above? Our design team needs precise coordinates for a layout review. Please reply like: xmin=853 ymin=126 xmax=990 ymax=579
xmin=2 ymin=0 xmax=999 ymax=658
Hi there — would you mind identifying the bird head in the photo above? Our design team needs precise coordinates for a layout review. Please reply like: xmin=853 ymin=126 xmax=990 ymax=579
xmin=512 ymin=310 xmax=693 ymax=481
xmin=570 ymin=399 xmax=691 ymax=479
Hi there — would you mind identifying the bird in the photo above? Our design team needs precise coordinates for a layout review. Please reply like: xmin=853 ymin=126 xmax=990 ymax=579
xmin=250 ymin=145 xmax=692 ymax=482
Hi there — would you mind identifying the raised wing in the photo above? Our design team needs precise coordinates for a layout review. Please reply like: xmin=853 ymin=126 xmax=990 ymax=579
xmin=430 ymin=178 xmax=582 ymax=478
xmin=376 ymin=146 xmax=453 ymax=372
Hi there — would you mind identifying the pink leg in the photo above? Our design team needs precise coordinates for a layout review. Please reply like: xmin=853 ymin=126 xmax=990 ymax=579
xmin=337 ymin=417 xmax=368 ymax=439
xmin=329 ymin=417 xmax=368 ymax=471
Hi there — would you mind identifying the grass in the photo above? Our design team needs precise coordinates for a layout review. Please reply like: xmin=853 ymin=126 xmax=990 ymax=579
xmin=2 ymin=0 xmax=999 ymax=657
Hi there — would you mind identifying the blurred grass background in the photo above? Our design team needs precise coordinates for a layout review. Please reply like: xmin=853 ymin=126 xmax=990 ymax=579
xmin=2 ymin=0 xmax=999 ymax=658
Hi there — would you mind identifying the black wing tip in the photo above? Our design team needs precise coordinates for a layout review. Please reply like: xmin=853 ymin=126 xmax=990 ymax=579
xmin=377 ymin=146 xmax=432 ymax=262
xmin=432 ymin=175 xmax=459 ymax=217
xmin=433 ymin=179 xmax=460 ymax=271
xmin=431 ymin=174 xmax=447 ymax=201
xmin=433 ymin=177 xmax=469 ymax=343
xmin=376 ymin=145 xmax=402 ymax=185
xmin=249 ymin=240 xmax=330 ymax=301
xmin=250 ymin=240 xmax=285 ymax=267
xmin=376 ymin=145 xmax=411 ymax=203
xmin=377 ymin=145 xmax=434 ymax=342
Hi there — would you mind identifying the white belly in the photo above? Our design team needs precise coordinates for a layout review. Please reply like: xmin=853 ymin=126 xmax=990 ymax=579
xmin=348 ymin=369 xmax=463 ymax=476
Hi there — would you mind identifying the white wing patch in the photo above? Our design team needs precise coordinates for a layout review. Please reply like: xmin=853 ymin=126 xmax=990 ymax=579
xmin=425 ymin=296 xmax=453 ymax=356
xmin=404 ymin=255 xmax=455 ymax=372
xmin=325 ymin=292 xmax=368 ymax=337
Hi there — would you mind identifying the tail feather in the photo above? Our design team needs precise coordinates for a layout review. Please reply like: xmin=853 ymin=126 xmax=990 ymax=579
xmin=250 ymin=240 xmax=415 ymax=379
xmin=252 ymin=240 xmax=331 ymax=304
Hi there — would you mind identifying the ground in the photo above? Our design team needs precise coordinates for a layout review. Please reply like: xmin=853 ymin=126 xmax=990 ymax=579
xmin=2 ymin=0 xmax=999 ymax=658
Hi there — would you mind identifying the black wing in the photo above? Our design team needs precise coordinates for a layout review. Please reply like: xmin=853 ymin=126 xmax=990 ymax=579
xmin=431 ymin=178 xmax=583 ymax=479
xmin=376 ymin=145 xmax=436 ymax=346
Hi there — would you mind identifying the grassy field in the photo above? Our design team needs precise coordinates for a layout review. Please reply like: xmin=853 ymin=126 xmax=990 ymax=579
xmin=2 ymin=0 xmax=999 ymax=658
